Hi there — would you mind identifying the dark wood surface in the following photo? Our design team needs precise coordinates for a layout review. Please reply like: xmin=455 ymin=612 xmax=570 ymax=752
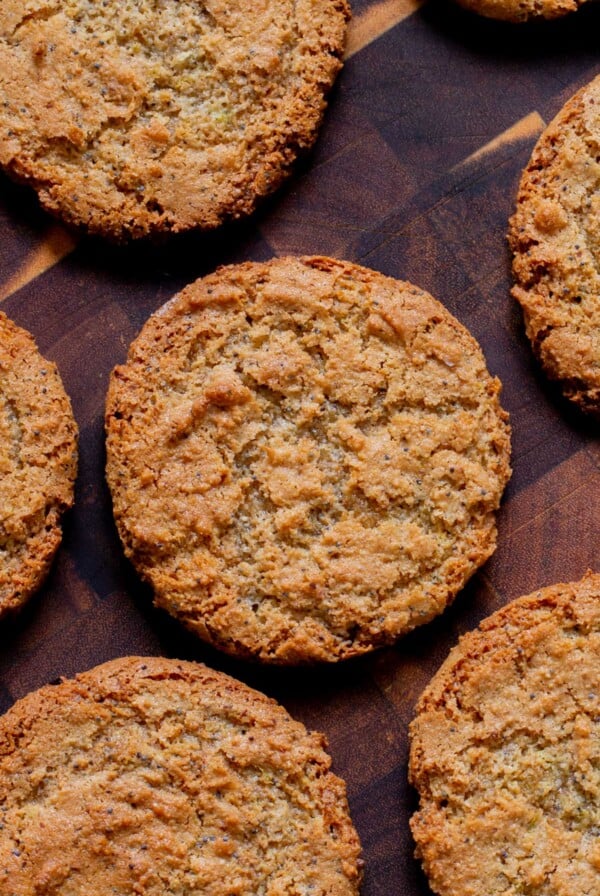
xmin=1 ymin=3 xmax=600 ymax=893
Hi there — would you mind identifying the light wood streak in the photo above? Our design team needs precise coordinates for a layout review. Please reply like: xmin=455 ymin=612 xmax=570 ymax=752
xmin=0 ymin=224 xmax=78 ymax=303
xmin=345 ymin=0 xmax=425 ymax=58
xmin=454 ymin=112 xmax=546 ymax=170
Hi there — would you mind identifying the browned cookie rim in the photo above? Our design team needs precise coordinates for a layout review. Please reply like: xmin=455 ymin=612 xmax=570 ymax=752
xmin=105 ymin=255 xmax=511 ymax=664
xmin=0 ymin=0 xmax=350 ymax=240
xmin=0 ymin=655 xmax=363 ymax=893
xmin=409 ymin=571 xmax=600 ymax=896
xmin=509 ymin=74 xmax=600 ymax=416
xmin=0 ymin=310 xmax=78 ymax=617
xmin=454 ymin=0 xmax=586 ymax=23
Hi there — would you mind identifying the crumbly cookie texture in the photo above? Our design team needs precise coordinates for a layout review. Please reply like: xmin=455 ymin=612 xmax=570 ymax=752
xmin=0 ymin=656 xmax=363 ymax=894
xmin=105 ymin=256 xmax=511 ymax=664
xmin=455 ymin=0 xmax=585 ymax=21
xmin=510 ymin=76 xmax=600 ymax=416
xmin=409 ymin=571 xmax=600 ymax=896
xmin=0 ymin=311 xmax=77 ymax=617
xmin=0 ymin=0 xmax=349 ymax=240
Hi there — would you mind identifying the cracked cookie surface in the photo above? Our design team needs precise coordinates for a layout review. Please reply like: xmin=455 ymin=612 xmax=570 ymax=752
xmin=106 ymin=256 xmax=510 ymax=663
xmin=0 ymin=311 xmax=77 ymax=617
xmin=0 ymin=0 xmax=349 ymax=239
xmin=0 ymin=656 xmax=362 ymax=894
xmin=510 ymin=75 xmax=600 ymax=415
xmin=409 ymin=572 xmax=600 ymax=896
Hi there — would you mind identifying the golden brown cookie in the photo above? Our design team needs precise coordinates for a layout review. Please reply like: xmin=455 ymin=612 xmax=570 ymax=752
xmin=105 ymin=256 xmax=511 ymax=663
xmin=0 ymin=655 xmax=363 ymax=894
xmin=409 ymin=571 xmax=600 ymax=896
xmin=454 ymin=0 xmax=586 ymax=21
xmin=510 ymin=75 xmax=600 ymax=416
xmin=0 ymin=311 xmax=77 ymax=617
xmin=0 ymin=0 xmax=349 ymax=240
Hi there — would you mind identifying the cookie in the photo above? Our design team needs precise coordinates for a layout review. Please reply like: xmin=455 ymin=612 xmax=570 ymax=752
xmin=454 ymin=0 xmax=586 ymax=22
xmin=409 ymin=571 xmax=600 ymax=896
xmin=0 ymin=311 xmax=77 ymax=618
xmin=0 ymin=655 xmax=363 ymax=893
xmin=105 ymin=256 xmax=511 ymax=663
xmin=510 ymin=75 xmax=600 ymax=416
xmin=0 ymin=0 xmax=349 ymax=240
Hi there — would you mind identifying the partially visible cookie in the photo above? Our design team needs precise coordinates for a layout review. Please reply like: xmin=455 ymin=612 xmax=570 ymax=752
xmin=454 ymin=0 xmax=586 ymax=21
xmin=0 ymin=311 xmax=77 ymax=617
xmin=409 ymin=572 xmax=600 ymax=896
xmin=105 ymin=255 xmax=511 ymax=663
xmin=510 ymin=75 xmax=600 ymax=416
xmin=0 ymin=0 xmax=349 ymax=240
xmin=0 ymin=655 xmax=363 ymax=894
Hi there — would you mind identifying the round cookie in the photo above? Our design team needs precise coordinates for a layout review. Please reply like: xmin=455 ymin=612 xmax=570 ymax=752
xmin=0 ymin=311 xmax=78 ymax=618
xmin=409 ymin=572 xmax=600 ymax=896
xmin=510 ymin=75 xmax=600 ymax=416
xmin=0 ymin=655 xmax=363 ymax=894
xmin=0 ymin=0 xmax=349 ymax=240
xmin=454 ymin=0 xmax=586 ymax=22
xmin=105 ymin=256 xmax=511 ymax=663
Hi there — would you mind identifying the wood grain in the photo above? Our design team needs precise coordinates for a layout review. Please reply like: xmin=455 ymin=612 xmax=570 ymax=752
xmin=1 ymin=2 xmax=600 ymax=894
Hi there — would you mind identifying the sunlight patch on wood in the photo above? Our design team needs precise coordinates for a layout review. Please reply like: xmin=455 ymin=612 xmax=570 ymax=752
xmin=0 ymin=224 xmax=78 ymax=303
xmin=454 ymin=112 xmax=546 ymax=170
xmin=345 ymin=0 xmax=425 ymax=58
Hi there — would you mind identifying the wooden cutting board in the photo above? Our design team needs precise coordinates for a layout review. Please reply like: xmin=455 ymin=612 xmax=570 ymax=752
xmin=1 ymin=2 xmax=599 ymax=893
